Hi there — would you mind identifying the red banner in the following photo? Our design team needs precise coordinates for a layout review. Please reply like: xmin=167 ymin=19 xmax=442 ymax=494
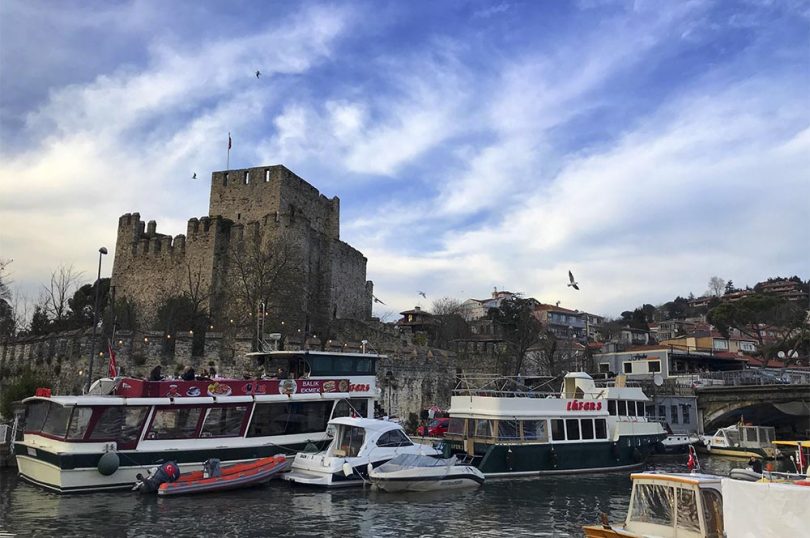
xmin=113 ymin=377 xmax=355 ymax=398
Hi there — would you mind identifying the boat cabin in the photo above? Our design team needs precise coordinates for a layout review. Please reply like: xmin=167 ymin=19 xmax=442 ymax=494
xmin=586 ymin=472 xmax=724 ymax=538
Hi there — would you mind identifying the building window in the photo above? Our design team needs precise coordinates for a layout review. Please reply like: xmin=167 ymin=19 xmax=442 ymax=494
xmin=599 ymin=363 xmax=610 ymax=373
xmin=713 ymin=339 xmax=729 ymax=350
xmin=623 ymin=362 xmax=633 ymax=374
xmin=681 ymin=404 xmax=691 ymax=424
xmin=670 ymin=405 xmax=679 ymax=424
xmin=649 ymin=360 xmax=661 ymax=373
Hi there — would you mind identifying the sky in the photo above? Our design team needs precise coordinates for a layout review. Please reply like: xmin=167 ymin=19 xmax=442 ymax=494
xmin=1 ymin=0 xmax=808 ymax=322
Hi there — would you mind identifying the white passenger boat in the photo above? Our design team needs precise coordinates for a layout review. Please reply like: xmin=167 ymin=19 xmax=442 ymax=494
xmin=14 ymin=350 xmax=380 ymax=493
xmin=443 ymin=372 xmax=666 ymax=477
xmin=369 ymin=453 xmax=484 ymax=492
xmin=699 ymin=424 xmax=781 ymax=459
xmin=283 ymin=417 xmax=441 ymax=487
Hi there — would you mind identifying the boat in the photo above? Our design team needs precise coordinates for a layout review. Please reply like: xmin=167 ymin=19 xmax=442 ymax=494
xmin=583 ymin=471 xmax=725 ymax=537
xmin=730 ymin=439 xmax=810 ymax=482
xmin=699 ymin=424 xmax=781 ymax=459
xmin=14 ymin=349 xmax=381 ymax=493
xmin=368 ymin=453 xmax=484 ymax=492
xmin=283 ymin=417 xmax=441 ymax=487
xmin=442 ymin=372 xmax=666 ymax=477
xmin=134 ymin=455 xmax=288 ymax=496
xmin=657 ymin=433 xmax=701 ymax=454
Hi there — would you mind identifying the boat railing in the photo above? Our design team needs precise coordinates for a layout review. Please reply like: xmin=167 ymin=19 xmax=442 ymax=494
xmin=453 ymin=374 xmax=560 ymax=398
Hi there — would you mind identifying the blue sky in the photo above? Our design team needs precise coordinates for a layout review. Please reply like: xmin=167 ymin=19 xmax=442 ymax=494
xmin=1 ymin=0 xmax=808 ymax=320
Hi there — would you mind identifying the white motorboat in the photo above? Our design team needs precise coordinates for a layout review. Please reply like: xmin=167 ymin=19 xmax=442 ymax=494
xmin=369 ymin=453 xmax=484 ymax=492
xmin=657 ymin=433 xmax=701 ymax=454
xmin=283 ymin=417 xmax=441 ymax=487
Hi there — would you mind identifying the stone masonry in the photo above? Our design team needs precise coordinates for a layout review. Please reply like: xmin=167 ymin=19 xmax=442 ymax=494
xmin=111 ymin=165 xmax=373 ymax=336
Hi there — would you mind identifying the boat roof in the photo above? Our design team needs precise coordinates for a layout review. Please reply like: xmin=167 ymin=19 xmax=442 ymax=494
xmin=631 ymin=472 xmax=722 ymax=486
xmin=328 ymin=417 xmax=403 ymax=432
xmin=774 ymin=440 xmax=810 ymax=448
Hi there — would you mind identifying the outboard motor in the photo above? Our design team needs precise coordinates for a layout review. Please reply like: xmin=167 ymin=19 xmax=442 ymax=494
xmin=134 ymin=461 xmax=181 ymax=493
xmin=203 ymin=458 xmax=222 ymax=478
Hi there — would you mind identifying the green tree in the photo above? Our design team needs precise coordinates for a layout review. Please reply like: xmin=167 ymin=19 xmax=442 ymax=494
xmin=0 ymin=368 xmax=51 ymax=419
xmin=707 ymin=294 xmax=805 ymax=346
xmin=67 ymin=278 xmax=110 ymax=329
xmin=29 ymin=305 xmax=51 ymax=336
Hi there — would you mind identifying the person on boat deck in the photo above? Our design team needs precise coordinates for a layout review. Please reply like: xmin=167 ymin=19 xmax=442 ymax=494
xmin=149 ymin=365 xmax=164 ymax=381
xmin=749 ymin=457 xmax=763 ymax=474
xmin=208 ymin=366 xmax=217 ymax=378
xmin=181 ymin=366 xmax=196 ymax=381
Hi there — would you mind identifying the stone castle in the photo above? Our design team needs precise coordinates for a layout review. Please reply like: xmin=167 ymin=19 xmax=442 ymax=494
xmin=111 ymin=165 xmax=373 ymax=338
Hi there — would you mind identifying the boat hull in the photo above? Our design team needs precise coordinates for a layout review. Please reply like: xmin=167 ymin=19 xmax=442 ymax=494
xmin=14 ymin=440 xmax=323 ymax=493
xmin=697 ymin=445 xmax=779 ymax=459
xmin=371 ymin=468 xmax=484 ymax=492
xmin=444 ymin=433 xmax=663 ymax=477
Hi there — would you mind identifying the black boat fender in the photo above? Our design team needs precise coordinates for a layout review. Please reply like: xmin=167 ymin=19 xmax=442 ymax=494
xmin=97 ymin=451 xmax=120 ymax=476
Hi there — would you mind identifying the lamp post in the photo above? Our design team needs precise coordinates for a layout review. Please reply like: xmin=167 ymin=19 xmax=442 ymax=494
xmin=86 ymin=247 xmax=108 ymax=392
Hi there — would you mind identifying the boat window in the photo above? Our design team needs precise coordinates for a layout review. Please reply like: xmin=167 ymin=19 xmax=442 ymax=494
xmin=701 ymin=489 xmax=724 ymax=538
xmin=498 ymin=420 xmax=520 ymax=440
xmin=725 ymin=429 xmax=740 ymax=445
xmin=595 ymin=418 xmax=607 ymax=439
xmin=89 ymin=406 xmax=150 ymax=443
xmin=447 ymin=418 xmax=466 ymax=436
xmin=637 ymin=403 xmax=645 ymax=418
xmin=201 ymin=406 xmax=247 ymax=437
xmin=551 ymin=419 xmax=565 ymax=441
xmin=618 ymin=401 xmax=627 ymax=416
xmin=630 ymin=483 xmax=674 ymax=526
xmin=66 ymin=407 xmax=94 ymax=440
xmin=608 ymin=400 xmax=617 ymax=415
xmin=627 ymin=401 xmax=637 ymax=417
xmin=332 ymin=399 xmax=369 ymax=419
xmin=335 ymin=357 xmax=354 ymax=373
xmin=522 ymin=420 xmax=548 ymax=442
xmin=565 ymin=419 xmax=580 ymax=440
xmin=355 ymin=358 xmax=373 ymax=374
xmin=474 ymin=419 xmax=492 ymax=438
xmin=336 ymin=426 xmax=365 ymax=457
xmin=743 ymin=427 xmax=757 ymax=444
xmin=581 ymin=418 xmax=594 ymax=440
xmin=147 ymin=408 xmax=202 ymax=440
xmin=763 ymin=428 xmax=774 ymax=443
xmin=41 ymin=404 xmax=72 ymax=438
xmin=247 ymin=401 xmax=333 ymax=437
xmin=23 ymin=401 xmax=51 ymax=433
xmin=676 ymin=487 xmax=701 ymax=532
xmin=376 ymin=429 xmax=413 ymax=448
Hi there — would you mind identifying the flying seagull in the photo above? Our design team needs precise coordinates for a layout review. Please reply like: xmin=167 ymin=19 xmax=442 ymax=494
xmin=567 ymin=270 xmax=580 ymax=290
xmin=192 ymin=172 xmax=197 ymax=179
xmin=418 ymin=291 xmax=427 ymax=298
xmin=256 ymin=70 xmax=261 ymax=78
xmin=373 ymin=295 xmax=385 ymax=305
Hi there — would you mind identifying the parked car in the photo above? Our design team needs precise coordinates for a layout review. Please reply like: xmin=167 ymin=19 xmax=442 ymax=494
xmin=417 ymin=417 xmax=449 ymax=437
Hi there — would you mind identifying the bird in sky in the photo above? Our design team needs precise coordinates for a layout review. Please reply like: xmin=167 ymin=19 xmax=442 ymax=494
xmin=418 ymin=291 xmax=427 ymax=298
xmin=192 ymin=172 xmax=197 ymax=179
xmin=373 ymin=295 xmax=385 ymax=305
xmin=256 ymin=70 xmax=261 ymax=78
xmin=567 ymin=270 xmax=580 ymax=290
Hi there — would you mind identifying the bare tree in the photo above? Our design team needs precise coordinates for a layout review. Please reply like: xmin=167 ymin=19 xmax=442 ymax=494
xmin=0 ymin=258 xmax=11 ymax=302
xmin=226 ymin=234 xmax=302 ymax=350
xmin=42 ymin=264 xmax=83 ymax=324
xmin=707 ymin=276 xmax=726 ymax=298
xmin=431 ymin=296 xmax=463 ymax=316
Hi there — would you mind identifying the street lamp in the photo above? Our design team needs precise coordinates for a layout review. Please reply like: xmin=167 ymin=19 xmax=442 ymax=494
xmin=86 ymin=247 xmax=108 ymax=392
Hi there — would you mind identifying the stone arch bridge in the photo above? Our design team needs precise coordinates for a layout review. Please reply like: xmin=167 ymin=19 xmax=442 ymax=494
xmin=696 ymin=383 xmax=810 ymax=432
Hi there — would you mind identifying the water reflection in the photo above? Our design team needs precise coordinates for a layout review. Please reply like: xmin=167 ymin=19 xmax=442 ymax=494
xmin=0 ymin=455 xmax=764 ymax=537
